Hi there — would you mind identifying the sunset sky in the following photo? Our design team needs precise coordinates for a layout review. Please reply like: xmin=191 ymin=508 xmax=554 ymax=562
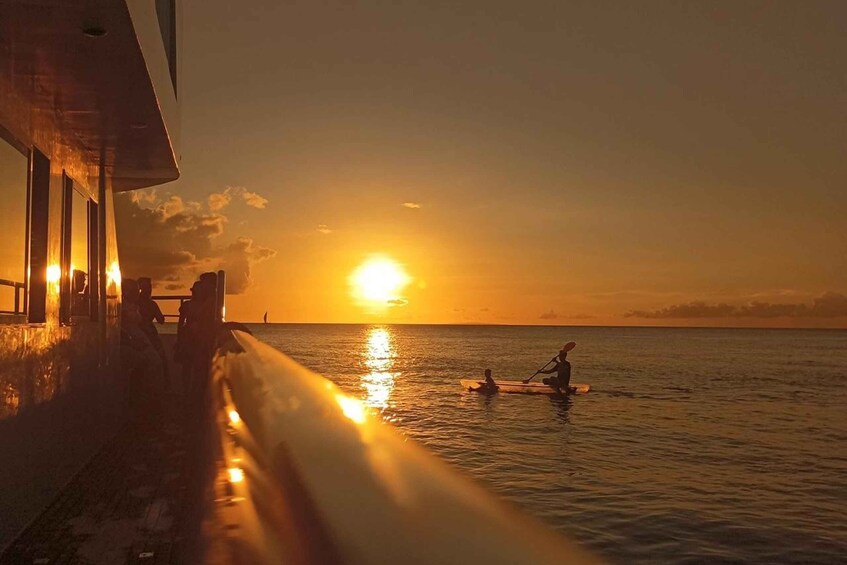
xmin=118 ymin=1 xmax=847 ymax=328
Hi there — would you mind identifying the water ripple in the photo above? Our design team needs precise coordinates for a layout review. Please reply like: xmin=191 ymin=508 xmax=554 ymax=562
xmin=257 ymin=324 xmax=847 ymax=564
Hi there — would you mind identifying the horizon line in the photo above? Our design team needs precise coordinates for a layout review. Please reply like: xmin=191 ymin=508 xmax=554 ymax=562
xmin=206 ymin=321 xmax=847 ymax=331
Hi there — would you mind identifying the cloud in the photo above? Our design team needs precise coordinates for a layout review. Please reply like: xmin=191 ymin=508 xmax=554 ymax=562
xmin=207 ymin=186 xmax=269 ymax=212
xmin=241 ymin=190 xmax=268 ymax=209
xmin=402 ymin=202 xmax=421 ymax=209
xmin=217 ymin=237 xmax=277 ymax=294
xmin=115 ymin=191 xmax=276 ymax=295
xmin=539 ymin=309 xmax=558 ymax=320
xmin=387 ymin=298 xmax=408 ymax=306
xmin=316 ymin=224 xmax=332 ymax=234
xmin=130 ymin=188 xmax=159 ymax=205
xmin=568 ymin=313 xmax=596 ymax=320
xmin=625 ymin=292 xmax=847 ymax=319
xmin=160 ymin=195 xmax=189 ymax=218
xmin=208 ymin=191 xmax=232 ymax=212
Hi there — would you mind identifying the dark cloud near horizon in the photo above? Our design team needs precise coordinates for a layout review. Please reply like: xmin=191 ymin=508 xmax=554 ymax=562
xmin=115 ymin=191 xmax=276 ymax=294
xmin=220 ymin=237 xmax=277 ymax=293
xmin=387 ymin=298 xmax=408 ymax=306
xmin=539 ymin=309 xmax=558 ymax=320
xmin=625 ymin=292 xmax=847 ymax=319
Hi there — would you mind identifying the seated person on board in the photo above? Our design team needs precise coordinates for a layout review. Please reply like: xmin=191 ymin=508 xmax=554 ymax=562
xmin=472 ymin=368 xmax=499 ymax=393
xmin=538 ymin=349 xmax=572 ymax=392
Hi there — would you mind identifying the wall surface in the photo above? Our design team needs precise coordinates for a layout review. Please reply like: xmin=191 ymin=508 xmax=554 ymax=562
xmin=0 ymin=0 xmax=180 ymax=549
xmin=0 ymin=145 xmax=123 ymax=547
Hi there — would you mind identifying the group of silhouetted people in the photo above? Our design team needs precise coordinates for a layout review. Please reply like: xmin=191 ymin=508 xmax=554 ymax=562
xmin=120 ymin=273 xmax=220 ymax=407
xmin=473 ymin=343 xmax=575 ymax=395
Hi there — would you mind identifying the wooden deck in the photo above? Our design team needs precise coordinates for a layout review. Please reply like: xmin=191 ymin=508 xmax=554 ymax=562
xmin=0 ymin=335 xmax=215 ymax=565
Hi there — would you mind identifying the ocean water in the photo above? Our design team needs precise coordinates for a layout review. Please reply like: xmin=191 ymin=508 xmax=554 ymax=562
xmin=251 ymin=324 xmax=847 ymax=564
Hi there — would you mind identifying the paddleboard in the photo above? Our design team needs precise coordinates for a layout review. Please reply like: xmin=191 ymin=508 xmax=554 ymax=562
xmin=460 ymin=379 xmax=590 ymax=395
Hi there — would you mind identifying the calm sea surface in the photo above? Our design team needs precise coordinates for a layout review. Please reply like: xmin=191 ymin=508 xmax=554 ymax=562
xmin=249 ymin=324 xmax=847 ymax=564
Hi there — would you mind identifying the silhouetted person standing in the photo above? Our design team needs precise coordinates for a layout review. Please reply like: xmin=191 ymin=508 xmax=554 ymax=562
xmin=176 ymin=273 xmax=217 ymax=398
xmin=138 ymin=277 xmax=168 ymax=384
xmin=138 ymin=277 xmax=165 ymax=326
xmin=120 ymin=278 xmax=164 ymax=408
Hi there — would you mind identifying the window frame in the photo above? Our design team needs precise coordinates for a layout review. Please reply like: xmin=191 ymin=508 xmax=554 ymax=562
xmin=60 ymin=173 xmax=96 ymax=324
xmin=0 ymin=128 xmax=29 ymax=322
xmin=27 ymin=147 xmax=50 ymax=324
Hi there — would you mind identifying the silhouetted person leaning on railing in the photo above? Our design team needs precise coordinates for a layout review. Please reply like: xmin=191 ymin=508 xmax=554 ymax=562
xmin=121 ymin=278 xmax=164 ymax=410
xmin=175 ymin=272 xmax=217 ymax=398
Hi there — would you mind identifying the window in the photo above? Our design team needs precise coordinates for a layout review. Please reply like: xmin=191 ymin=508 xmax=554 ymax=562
xmin=61 ymin=175 xmax=93 ymax=322
xmin=156 ymin=0 xmax=177 ymax=93
xmin=0 ymin=135 xmax=28 ymax=317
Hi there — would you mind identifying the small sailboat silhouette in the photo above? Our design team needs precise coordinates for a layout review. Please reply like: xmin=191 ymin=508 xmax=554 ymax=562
xmin=263 ymin=311 xmax=268 ymax=324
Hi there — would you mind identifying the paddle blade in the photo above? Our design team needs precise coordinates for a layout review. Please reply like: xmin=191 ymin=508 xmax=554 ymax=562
xmin=562 ymin=341 xmax=576 ymax=352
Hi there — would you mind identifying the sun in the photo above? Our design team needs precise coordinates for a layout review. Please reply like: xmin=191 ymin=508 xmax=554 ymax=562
xmin=350 ymin=256 xmax=410 ymax=306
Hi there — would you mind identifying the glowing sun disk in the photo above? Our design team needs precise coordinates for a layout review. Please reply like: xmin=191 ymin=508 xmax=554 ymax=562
xmin=350 ymin=257 xmax=410 ymax=304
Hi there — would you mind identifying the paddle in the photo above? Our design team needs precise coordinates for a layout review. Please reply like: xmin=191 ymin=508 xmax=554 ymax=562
xmin=522 ymin=356 xmax=558 ymax=384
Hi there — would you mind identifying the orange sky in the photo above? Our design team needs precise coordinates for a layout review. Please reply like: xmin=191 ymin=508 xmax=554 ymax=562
xmin=119 ymin=2 xmax=847 ymax=328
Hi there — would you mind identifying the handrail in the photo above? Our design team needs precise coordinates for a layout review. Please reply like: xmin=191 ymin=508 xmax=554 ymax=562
xmin=0 ymin=278 xmax=25 ymax=315
xmin=208 ymin=330 xmax=600 ymax=564
xmin=150 ymin=294 xmax=191 ymax=319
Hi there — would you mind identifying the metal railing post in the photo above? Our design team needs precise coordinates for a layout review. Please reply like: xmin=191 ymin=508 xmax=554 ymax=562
xmin=215 ymin=269 xmax=226 ymax=324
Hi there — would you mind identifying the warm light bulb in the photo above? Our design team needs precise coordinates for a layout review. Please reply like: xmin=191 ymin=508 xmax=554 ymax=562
xmin=46 ymin=264 xmax=61 ymax=284
xmin=228 ymin=467 xmax=244 ymax=483
xmin=106 ymin=261 xmax=121 ymax=286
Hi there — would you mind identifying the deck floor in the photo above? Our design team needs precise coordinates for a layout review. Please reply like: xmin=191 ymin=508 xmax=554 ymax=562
xmin=0 ymin=337 xmax=213 ymax=565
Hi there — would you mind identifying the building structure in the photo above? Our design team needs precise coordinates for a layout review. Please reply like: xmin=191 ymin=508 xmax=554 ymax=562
xmin=0 ymin=0 xmax=181 ymax=547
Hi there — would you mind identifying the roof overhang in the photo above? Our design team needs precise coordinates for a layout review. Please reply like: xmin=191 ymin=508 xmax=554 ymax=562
xmin=0 ymin=0 xmax=180 ymax=191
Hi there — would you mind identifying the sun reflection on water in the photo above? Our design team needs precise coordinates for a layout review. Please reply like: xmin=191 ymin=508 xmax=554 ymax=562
xmin=361 ymin=327 xmax=397 ymax=411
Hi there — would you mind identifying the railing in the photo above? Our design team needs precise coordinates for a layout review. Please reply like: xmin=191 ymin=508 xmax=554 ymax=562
xmin=150 ymin=269 xmax=226 ymax=322
xmin=0 ymin=278 xmax=25 ymax=315
xmin=207 ymin=329 xmax=600 ymax=564
xmin=150 ymin=294 xmax=190 ymax=320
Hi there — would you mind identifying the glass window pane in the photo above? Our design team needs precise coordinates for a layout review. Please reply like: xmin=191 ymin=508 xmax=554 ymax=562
xmin=0 ymin=138 xmax=27 ymax=315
